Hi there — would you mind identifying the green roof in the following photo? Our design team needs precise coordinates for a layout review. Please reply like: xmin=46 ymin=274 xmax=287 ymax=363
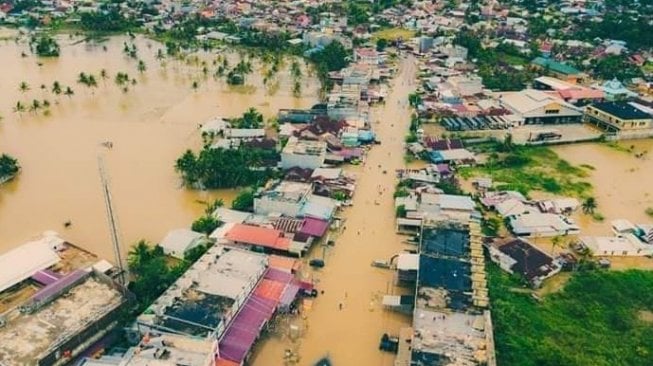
xmin=532 ymin=57 xmax=581 ymax=75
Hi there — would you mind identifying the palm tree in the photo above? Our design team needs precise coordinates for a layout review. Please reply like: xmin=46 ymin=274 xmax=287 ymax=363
xmin=191 ymin=80 xmax=199 ymax=90
xmin=64 ymin=86 xmax=74 ymax=97
xmin=204 ymin=198 xmax=224 ymax=215
xmin=137 ymin=60 xmax=146 ymax=73
xmin=582 ymin=197 xmax=597 ymax=214
xmin=156 ymin=49 xmax=164 ymax=61
xmin=42 ymin=99 xmax=50 ymax=108
xmin=100 ymin=69 xmax=108 ymax=84
xmin=19 ymin=82 xmax=30 ymax=93
xmin=51 ymin=81 xmax=62 ymax=95
xmin=128 ymin=240 xmax=152 ymax=272
xmin=87 ymin=75 xmax=98 ymax=89
xmin=29 ymin=99 xmax=41 ymax=113
xmin=77 ymin=72 xmax=89 ymax=85
xmin=13 ymin=101 xmax=26 ymax=115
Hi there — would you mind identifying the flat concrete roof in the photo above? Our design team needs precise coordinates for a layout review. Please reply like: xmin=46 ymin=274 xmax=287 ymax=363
xmin=0 ymin=275 xmax=125 ymax=365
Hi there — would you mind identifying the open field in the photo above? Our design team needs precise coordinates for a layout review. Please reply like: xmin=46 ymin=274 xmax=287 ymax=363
xmin=489 ymin=263 xmax=653 ymax=366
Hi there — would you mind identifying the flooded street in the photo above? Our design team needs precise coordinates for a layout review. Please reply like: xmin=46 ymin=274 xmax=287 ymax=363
xmin=251 ymin=57 xmax=417 ymax=365
xmin=0 ymin=32 xmax=318 ymax=259
xmin=553 ymin=140 xmax=653 ymax=235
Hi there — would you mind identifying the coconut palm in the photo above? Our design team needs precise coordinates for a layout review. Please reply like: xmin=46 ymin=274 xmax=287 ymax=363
xmin=77 ymin=72 xmax=89 ymax=85
xmin=192 ymin=81 xmax=199 ymax=90
xmin=51 ymin=81 xmax=62 ymax=95
xmin=19 ymin=82 xmax=30 ymax=93
xmin=64 ymin=87 xmax=74 ymax=97
xmin=137 ymin=60 xmax=146 ymax=73
xmin=582 ymin=197 xmax=597 ymax=214
xmin=42 ymin=99 xmax=50 ymax=108
xmin=100 ymin=69 xmax=108 ymax=83
xmin=13 ymin=101 xmax=26 ymax=114
xmin=29 ymin=99 xmax=41 ymax=113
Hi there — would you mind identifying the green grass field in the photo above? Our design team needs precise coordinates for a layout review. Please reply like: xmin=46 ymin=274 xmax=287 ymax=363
xmin=490 ymin=264 xmax=653 ymax=366
xmin=371 ymin=27 xmax=416 ymax=41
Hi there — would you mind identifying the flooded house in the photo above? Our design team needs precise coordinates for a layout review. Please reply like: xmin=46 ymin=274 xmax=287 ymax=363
xmin=0 ymin=234 xmax=130 ymax=366
xmin=281 ymin=137 xmax=327 ymax=170
xmin=393 ymin=220 xmax=495 ymax=366
xmin=584 ymin=101 xmax=653 ymax=134
xmin=78 ymin=332 xmax=218 ymax=366
xmin=135 ymin=245 xmax=308 ymax=365
xmin=487 ymin=238 xmax=562 ymax=287
xmin=494 ymin=89 xmax=583 ymax=125
xmin=508 ymin=212 xmax=580 ymax=237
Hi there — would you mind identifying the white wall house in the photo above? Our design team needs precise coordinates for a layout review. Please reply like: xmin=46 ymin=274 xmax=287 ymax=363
xmin=281 ymin=137 xmax=327 ymax=170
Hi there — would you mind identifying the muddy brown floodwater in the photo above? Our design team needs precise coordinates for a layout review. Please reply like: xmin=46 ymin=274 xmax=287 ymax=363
xmin=250 ymin=57 xmax=417 ymax=366
xmin=0 ymin=30 xmax=318 ymax=259
xmin=553 ymin=140 xmax=653 ymax=235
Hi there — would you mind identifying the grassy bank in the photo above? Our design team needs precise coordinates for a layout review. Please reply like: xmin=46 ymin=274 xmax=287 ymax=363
xmin=460 ymin=143 xmax=593 ymax=198
xmin=489 ymin=264 xmax=653 ymax=366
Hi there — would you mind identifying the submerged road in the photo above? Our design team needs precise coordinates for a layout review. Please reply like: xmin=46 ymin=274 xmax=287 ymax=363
xmin=252 ymin=56 xmax=418 ymax=365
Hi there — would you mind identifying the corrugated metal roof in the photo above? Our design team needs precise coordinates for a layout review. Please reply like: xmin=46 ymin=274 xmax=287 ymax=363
xmin=225 ymin=224 xmax=290 ymax=250
xmin=0 ymin=238 xmax=61 ymax=293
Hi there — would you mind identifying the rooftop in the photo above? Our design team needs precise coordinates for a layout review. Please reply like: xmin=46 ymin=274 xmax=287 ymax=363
xmin=258 ymin=181 xmax=313 ymax=204
xmin=0 ymin=233 xmax=62 ymax=293
xmin=0 ymin=273 xmax=126 ymax=365
xmin=282 ymin=136 xmax=327 ymax=156
xmin=532 ymin=57 xmax=581 ymax=75
xmin=138 ymin=246 xmax=267 ymax=338
xmin=224 ymin=223 xmax=291 ymax=251
xmin=496 ymin=239 xmax=556 ymax=281
xmin=589 ymin=101 xmax=651 ymax=120
xmin=120 ymin=333 xmax=216 ymax=366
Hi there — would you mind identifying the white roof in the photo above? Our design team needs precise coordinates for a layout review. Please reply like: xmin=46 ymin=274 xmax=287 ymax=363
xmin=213 ymin=207 xmax=252 ymax=224
xmin=581 ymin=234 xmax=652 ymax=256
xmin=496 ymin=89 xmax=581 ymax=116
xmin=0 ymin=237 xmax=61 ymax=293
xmin=397 ymin=253 xmax=420 ymax=271
xmin=438 ymin=148 xmax=476 ymax=162
xmin=510 ymin=213 xmax=580 ymax=236
xmin=311 ymin=168 xmax=342 ymax=180
xmin=496 ymin=198 xmax=530 ymax=217
xmin=435 ymin=194 xmax=476 ymax=211
xmin=224 ymin=128 xmax=266 ymax=138
xmin=611 ymin=219 xmax=636 ymax=233
xmin=159 ymin=229 xmax=204 ymax=258
xmin=92 ymin=259 xmax=114 ymax=274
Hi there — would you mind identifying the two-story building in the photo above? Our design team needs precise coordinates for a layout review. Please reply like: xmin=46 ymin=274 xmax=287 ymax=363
xmin=281 ymin=137 xmax=327 ymax=170
xmin=584 ymin=101 xmax=652 ymax=133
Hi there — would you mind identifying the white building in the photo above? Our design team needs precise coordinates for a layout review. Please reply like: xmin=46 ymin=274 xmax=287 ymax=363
xmin=254 ymin=181 xmax=312 ymax=217
xmin=281 ymin=137 xmax=327 ymax=170
xmin=495 ymin=89 xmax=583 ymax=125
xmin=509 ymin=213 xmax=580 ymax=237
xmin=581 ymin=234 xmax=653 ymax=257
xmin=159 ymin=229 xmax=209 ymax=259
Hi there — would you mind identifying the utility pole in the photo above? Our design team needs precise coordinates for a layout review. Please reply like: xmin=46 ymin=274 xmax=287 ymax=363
xmin=98 ymin=153 xmax=126 ymax=285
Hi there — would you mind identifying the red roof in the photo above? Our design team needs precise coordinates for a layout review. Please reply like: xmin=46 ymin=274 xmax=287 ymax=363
xmin=254 ymin=279 xmax=286 ymax=301
xmin=557 ymin=88 xmax=603 ymax=100
xmin=225 ymin=224 xmax=290 ymax=250
xmin=216 ymin=358 xmax=239 ymax=366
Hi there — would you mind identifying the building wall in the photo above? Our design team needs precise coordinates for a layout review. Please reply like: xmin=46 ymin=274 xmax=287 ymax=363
xmin=584 ymin=105 xmax=652 ymax=131
xmin=281 ymin=151 xmax=325 ymax=170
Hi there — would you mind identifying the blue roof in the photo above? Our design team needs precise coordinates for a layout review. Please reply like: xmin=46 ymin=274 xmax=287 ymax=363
xmin=300 ymin=201 xmax=334 ymax=220
xmin=428 ymin=151 xmax=444 ymax=163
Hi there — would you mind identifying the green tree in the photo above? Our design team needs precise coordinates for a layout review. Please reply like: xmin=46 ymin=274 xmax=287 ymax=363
xmin=191 ymin=215 xmax=221 ymax=235
xmin=582 ymin=197 xmax=597 ymax=214
xmin=137 ymin=60 xmax=147 ymax=73
xmin=0 ymin=154 xmax=20 ymax=181
xmin=64 ymin=86 xmax=74 ymax=97
xmin=30 ymin=35 xmax=60 ymax=57
xmin=232 ymin=188 xmax=255 ymax=211
xmin=376 ymin=38 xmax=388 ymax=52
xmin=51 ymin=81 xmax=62 ymax=95
xmin=19 ymin=82 xmax=30 ymax=93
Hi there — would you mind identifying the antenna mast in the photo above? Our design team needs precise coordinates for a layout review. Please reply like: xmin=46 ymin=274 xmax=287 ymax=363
xmin=98 ymin=154 xmax=126 ymax=285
